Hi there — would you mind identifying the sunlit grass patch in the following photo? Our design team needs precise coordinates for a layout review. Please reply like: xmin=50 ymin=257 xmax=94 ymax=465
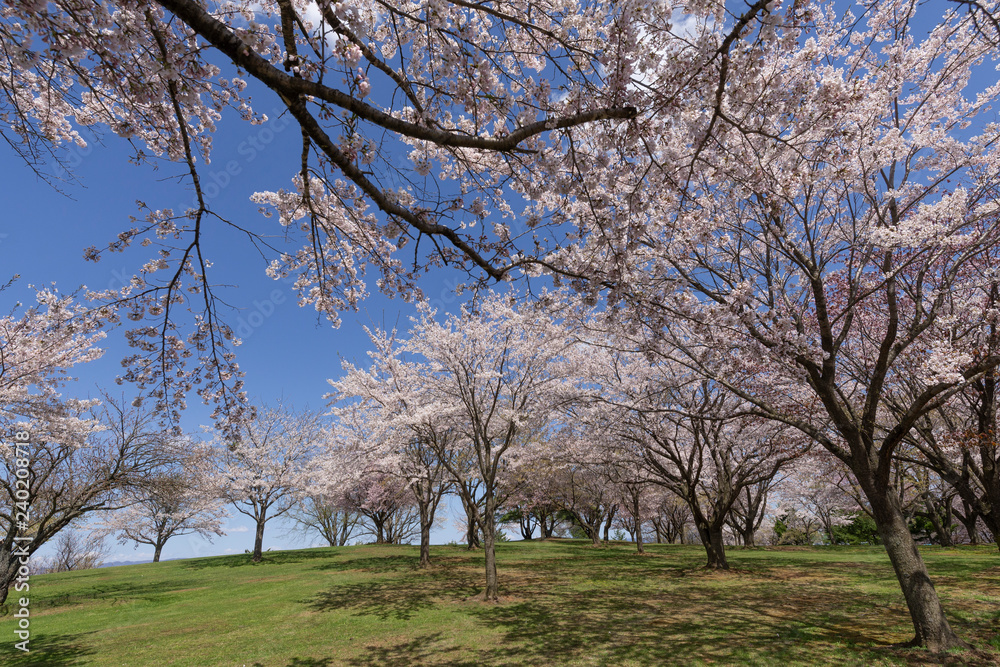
xmin=1 ymin=541 xmax=998 ymax=666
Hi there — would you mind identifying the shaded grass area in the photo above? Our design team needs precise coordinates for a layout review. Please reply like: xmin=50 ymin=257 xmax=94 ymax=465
xmin=1 ymin=541 xmax=998 ymax=666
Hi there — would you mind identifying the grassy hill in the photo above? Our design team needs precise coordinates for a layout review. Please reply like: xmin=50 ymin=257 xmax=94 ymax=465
xmin=2 ymin=540 xmax=999 ymax=666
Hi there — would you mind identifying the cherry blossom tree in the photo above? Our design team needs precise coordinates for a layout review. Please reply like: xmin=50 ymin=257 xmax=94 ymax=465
xmin=648 ymin=489 xmax=692 ymax=545
xmin=1 ymin=287 xmax=108 ymax=422
xmin=578 ymin=335 xmax=807 ymax=568
xmin=42 ymin=527 xmax=108 ymax=573
xmin=608 ymin=461 xmax=658 ymax=553
xmin=549 ymin=460 xmax=617 ymax=547
xmin=901 ymin=356 xmax=1000 ymax=548
xmin=94 ymin=439 xmax=227 ymax=562
xmin=337 ymin=471 xmax=421 ymax=545
xmin=328 ymin=331 xmax=458 ymax=565
xmin=406 ymin=294 xmax=576 ymax=599
xmin=2 ymin=287 xmax=108 ymax=601
xmin=213 ymin=404 xmax=322 ymax=561
xmin=1 ymin=393 xmax=169 ymax=604
xmin=725 ymin=476 xmax=779 ymax=548
xmin=774 ymin=454 xmax=857 ymax=546
xmin=0 ymin=0 xmax=654 ymax=431
xmin=546 ymin=1 xmax=1000 ymax=650
xmin=286 ymin=493 xmax=360 ymax=548
xmin=338 ymin=292 xmax=572 ymax=600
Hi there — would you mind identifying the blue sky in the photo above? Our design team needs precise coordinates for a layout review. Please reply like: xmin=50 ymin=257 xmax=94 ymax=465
xmin=0 ymin=99 xmax=483 ymax=561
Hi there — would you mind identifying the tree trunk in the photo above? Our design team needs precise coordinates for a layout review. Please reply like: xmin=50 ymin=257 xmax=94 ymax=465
xmin=519 ymin=514 xmax=535 ymax=540
xmin=466 ymin=516 xmax=481 ymax=550
xmin=706 ymin=524 xmax=729 ymax=569
xmin=633 ymin=493 xmax=645 ymax=554
xmin=865 ymin=480 xmax=968 ymax=651
xmin=695 ymin=517 xmax=729 ymax=569
xmin=979 ymin=509 xmax=1000 ymax=551
xmin=923 ymin=497 xmax=954 ymax=547
xmin=482 ymin=490 xmax=499 ymax=601
xmin=955 ymin=502 xmax=980 ymax=545
xmin=602 ymin=508 xmax=615 ymax=543
xmin=337 ymin=513 xmax=351 ymax=546
xmin=539 ymin=511 xmax=555 ymax=539
xmin=153 ymin=543 xmax=163 ymax=563
xmin=460 ymin=496 xmax=481 ymax=549
xmin=0 ymin=562 xmax=13 ymax=606
xmin=418 ymin=502 xmax=432 ymax=568
xmin=252 ymin=519 xmax=265 ymax=562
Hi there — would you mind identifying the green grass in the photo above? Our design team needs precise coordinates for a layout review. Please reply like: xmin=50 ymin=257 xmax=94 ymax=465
xmin=2 ymin=541 xmax=999 ymax=666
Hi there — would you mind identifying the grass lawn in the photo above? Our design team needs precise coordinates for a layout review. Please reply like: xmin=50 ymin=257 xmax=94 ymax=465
xmin=1 ymin=540 xmax=998 ymax=666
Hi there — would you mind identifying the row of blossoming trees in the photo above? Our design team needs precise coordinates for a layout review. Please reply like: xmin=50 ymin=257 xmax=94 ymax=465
xmin=6 ymin=285 xmax=991 ymax=611
xmin=5 ymin=0 xmax=1000 ymax=653
xmin=320 ymin=289 xmax=1000 ymax=593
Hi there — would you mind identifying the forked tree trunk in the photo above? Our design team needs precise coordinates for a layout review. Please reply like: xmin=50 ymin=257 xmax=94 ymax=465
xmin=696 ymin=523 xmax=728 ymax=570
xmin=602 ymin=508 xmax=615 ymax=543
xmin=862 ymin=476 xmax=968 ymax=651
xmin=692 ymin=503 xmax=729 ymax=569
xmin=541 ymin=511 xmax=556 ymax=539
xmin=519 ymin=514 xmax=535 ymax=540
xmin=462 ymin=497 xmax=481 ymax=550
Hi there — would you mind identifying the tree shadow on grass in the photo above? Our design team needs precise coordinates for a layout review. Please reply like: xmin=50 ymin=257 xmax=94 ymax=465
xmin=248 ymin=657 xmax=338 ymax=667
xmin=341 ymin=632 xmax=478 ymax=667
xmin=465 ymin=581 xmax=888 ymax=666
xmin=28 ymin=579 xmax=205 ymax=611
xmin=184 ymin=549 xmax=336 ymax=570
xmin=303 ymin=571 xmax=478 ymax=621
xmin=311 ymin=555 xmax=423 ymax=573
xmin=3 ymin=632 xmax=96 ymax=666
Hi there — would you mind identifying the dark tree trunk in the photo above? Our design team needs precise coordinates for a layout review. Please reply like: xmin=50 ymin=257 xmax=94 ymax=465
xmin=981 ymin=508 xmax=1000 ymax=551
xmin=519 ymin=513 xmax=535 ymax=540
xmin=252 ymin=518 xmax=265 ymax=562
xmin=633 ymin=493 xmax=645 ymax=554
xmin=695 ymin=521 xmax=728 ymax=570
xmin=153 ymin=543 xmax=163 ymax=563
xmin=337 ymin=513 xmax=352 ymax=547
xmin=602 ymin=507 xmax=615 ymax=543
xmin=461 ymin=496 xmax=481 ymax=550
xmin=466 ymin=515 xmax=481 ymax=550
xmin=546 ymin=513 xmax=555 ymax=538
xmin=1 ymin=535 xmax=18 ymax=605
xmin=418 ymin=503 xmax=432 ymax=568
xmin=482 ymin=490 xmax=499 ymax=601
xmin=0 ymin=562 xmax=13 ymax=606
xmin=863 ymin=477 xmax=967 ymax=651
xmin=954 ymin=501 xmax=980 ymax=545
